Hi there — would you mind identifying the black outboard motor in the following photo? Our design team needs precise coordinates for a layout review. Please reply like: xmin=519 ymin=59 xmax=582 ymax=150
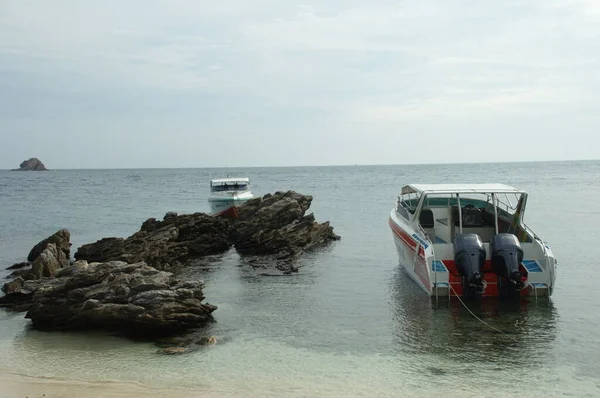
xmin=454 ymin=234 xmax=486 ymax=297
xmin=491 ymin=233 xmax=524 ymax=296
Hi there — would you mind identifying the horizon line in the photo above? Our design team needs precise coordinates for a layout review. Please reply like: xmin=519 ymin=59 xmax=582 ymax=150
xmin=2 ymin=157 xmax=599 ymax=171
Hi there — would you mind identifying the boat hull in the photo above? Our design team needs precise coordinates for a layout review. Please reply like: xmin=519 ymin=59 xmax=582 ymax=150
xmin=389 ymin=216 xmax=432 ymax=295
xmin=213 ymin=205 xmax=240 ymax=219
xmin=208 ymin=191 xmax=253 ymax=216
xmin=207 ymin=191 xmax=253 ymax=203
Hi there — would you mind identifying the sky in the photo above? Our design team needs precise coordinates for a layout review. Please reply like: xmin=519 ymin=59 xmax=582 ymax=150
xmin=0 ymin=0 xmax=599 ymax=169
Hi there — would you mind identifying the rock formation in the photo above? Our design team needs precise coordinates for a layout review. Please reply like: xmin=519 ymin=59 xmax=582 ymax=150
xmin=74 ymin=212 xmax=231 ymax=268
xmin=7 ymin=229 xmax=71 ymax=280
xmin=6 ymin=262 xmax=30 ymax=270
xmin=12 ymin=158 xmax=48 ymax=171
xmin=230 ymin=191 xmax=340 ymax=258
xmin=74 ymin=191 xmax=339 ymax=271
xmin=1 ymin=261 xmax=216 ymax=335
xmin=0 ymin=191 xmax=339 ymax=343
xmin=30 ymin=243 xmax=69 ymax=278
xmin=28 ymin=228 xmax=71 ymax=262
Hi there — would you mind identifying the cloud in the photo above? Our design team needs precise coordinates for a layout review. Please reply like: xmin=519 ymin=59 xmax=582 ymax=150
xmin=0 ymin=0 xmax=599 ymax=167
xmin=244 ymin=1 xmax=599 ymax=100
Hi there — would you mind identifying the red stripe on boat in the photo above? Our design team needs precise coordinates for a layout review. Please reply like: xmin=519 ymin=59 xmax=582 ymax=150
xmin=388 ymin=217 xmax=426 ymax=259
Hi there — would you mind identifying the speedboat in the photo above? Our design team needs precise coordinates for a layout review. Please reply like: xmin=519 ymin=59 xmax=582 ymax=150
xmin=208 ymin=178 xmax=254 ymax=216
xmin=388 ymin=184 xmax=557 ymax=299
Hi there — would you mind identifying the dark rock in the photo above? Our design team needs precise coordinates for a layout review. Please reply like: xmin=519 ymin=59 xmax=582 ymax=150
xmin=11 ymin=158 xmax=48 ymax=171
xmin=2 ymin=277 xmax=24 ymax=294
xmin=31 ymin=243 xmax=68 ymax=278
xmin=73 ymin=192 xmax=338 ymax=271
xmin=6 ymin=268 xmax=36 ymax=281
xmin=75 ymin=213 xmax=231 ymax=269
xmin=7 ymin=262 xmax=30 ymax=270
xmin=0 ymin=279 xmax=45 ymax=311
xmin=4 ymin=230 xmax=71 ymax=281
xmin=28 ymin=229 xmax=71 ymax=263
xmin=230 ymin=191 xmax=340 ymax=258
xmin=1 ymin=261 xmax=216 ymax=337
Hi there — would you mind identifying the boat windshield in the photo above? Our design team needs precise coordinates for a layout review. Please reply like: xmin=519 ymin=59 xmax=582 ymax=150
xmin=398 ymin=192 xmax=421 ymax=217
xmin=211 ymin=182 xmax=249 ymax=192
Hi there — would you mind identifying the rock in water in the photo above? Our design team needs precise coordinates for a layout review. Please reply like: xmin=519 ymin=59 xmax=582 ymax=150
xmin=1 ymin=277 xmax=24 ymax=294
xmin=1 ymin=261 xmax=217 ymax=337
xmin=74 ymin=213 xmax=231 ymax=268
xmin=74 ymin=193 xmax=339 ymax=270
xmin=230 ymin=191 xmax=340 ymax=258
xmin=5 ymin=229 xmax=71 ymax=281
xmin=12 ymin=158 xmax=48 ymax=171
xmin=30 ymin=243 xmax=68 ymax=278
xmin=28 ymin=229 xmax=71 ymax=262
xmin=0 ymin=278 xmax=45 ymax=312
xmin=6 ymin=262 xmax=30 ymax=270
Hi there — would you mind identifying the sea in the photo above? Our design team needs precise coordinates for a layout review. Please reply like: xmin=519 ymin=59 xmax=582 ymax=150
xmin=0 ymin=161 xmax=599 ymax=397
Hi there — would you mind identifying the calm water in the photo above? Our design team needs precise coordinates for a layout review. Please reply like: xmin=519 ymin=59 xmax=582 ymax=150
xmin=0 ymin=162 xmax=599 ymax=397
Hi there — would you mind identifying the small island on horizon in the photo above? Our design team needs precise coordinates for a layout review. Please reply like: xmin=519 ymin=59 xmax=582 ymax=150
xmin=11 ymin=158 xmax=48 ymax=171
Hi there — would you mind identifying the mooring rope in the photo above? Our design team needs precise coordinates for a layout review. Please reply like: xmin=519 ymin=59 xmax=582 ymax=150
xmin=448 ymin=283 xmax=515 ymax=339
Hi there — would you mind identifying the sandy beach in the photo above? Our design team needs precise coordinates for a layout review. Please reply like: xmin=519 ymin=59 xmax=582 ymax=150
xmin=0 ymin=372 xmax=238 ymax=398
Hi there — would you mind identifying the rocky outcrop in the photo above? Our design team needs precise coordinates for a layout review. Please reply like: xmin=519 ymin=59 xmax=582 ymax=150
xmin=1 ymin=261 xmax=216 ymax=336
xmin=6 ymin=229 xmax=71 ymax=281
xmin=73 ymin=191 xmax=339 ymax=273
xmin=12 ymin=158 xmax=48 ymax=171
xmin=230 ymin=191 xmax=340 ymax=259
xmin=31 ymin=243 xmax=69 ymax=278
xmin=5 ymin=192 xmax=337 ymax=279
xmin=0 ymin=278 xmax=44 ymax=312
xmin=2 ymin=229 xmax=218 ymax=339
xmin=2 ymin=277 xmax=24 ymax=294
xmin=28 ymin=228 xmax=70 ymax=262
xmin=6 ymin=262 xmax=30 ymax=270
xmin=74 ymin=212 xmax=231 ymax=268
xmin=0 ymin=191 xmax=338 ymax=347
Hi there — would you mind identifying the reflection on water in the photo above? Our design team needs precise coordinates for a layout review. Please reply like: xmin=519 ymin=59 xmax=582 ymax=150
xmin=0 ymin=249 xmax=591 ymax=397
xmin=389 ymin=266 xmax=558 ymax=369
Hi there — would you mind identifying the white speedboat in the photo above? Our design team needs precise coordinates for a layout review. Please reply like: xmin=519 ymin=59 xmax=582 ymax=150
xmin=388 ymin=184 xmax=557 ymax=299
xmin=208 ymin=178 xmax=254 ymax=216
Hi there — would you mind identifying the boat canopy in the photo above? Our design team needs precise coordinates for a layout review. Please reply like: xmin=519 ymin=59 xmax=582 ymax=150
xmin=401 ymin=184 xmax=524 ymax=195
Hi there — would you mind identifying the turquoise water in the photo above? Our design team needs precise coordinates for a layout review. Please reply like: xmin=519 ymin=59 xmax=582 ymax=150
xmin=1 ymin=162 xmax=599 ymax=397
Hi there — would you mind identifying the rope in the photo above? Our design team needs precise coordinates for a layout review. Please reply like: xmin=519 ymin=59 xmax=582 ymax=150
xmin=448 ymin=283 xmax=515 ymax=339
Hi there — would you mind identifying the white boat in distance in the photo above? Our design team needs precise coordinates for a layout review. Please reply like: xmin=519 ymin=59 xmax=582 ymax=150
xmin=208 ymin=178 xmax=254 ymax=215
xmin=388 ymin=184 xmax=557 ymax=299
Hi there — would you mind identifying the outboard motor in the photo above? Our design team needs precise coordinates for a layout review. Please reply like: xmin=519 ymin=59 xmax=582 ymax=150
xmin=491 ymin=233 xmax=524 ymax=296
xmin=454 ymin=234 xmax=486 ymax=297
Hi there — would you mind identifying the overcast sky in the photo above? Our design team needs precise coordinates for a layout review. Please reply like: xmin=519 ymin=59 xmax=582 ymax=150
xmin=1 ymin=0 xmax=599 ymax=169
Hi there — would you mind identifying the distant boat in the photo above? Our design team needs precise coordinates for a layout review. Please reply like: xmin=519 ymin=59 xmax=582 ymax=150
xmin=389 ymin=183 xmax=557 ymax=299
xmin=208 ymin=178 xmax=253 ymax=216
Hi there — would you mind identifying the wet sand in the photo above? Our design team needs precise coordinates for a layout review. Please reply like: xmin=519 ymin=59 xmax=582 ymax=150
xmin=0 ymin=372 xmax=239 ymax=398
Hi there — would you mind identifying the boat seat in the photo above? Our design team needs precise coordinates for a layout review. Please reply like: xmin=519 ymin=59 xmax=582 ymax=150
xmin=419 ymin=209 xmax=436 ymax=243
xmin=419 ymin=209 xmax=434 ymax=228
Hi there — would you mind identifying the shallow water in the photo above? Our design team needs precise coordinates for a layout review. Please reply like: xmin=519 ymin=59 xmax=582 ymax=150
xmin=1 ymin=162 xmax=599 ymax=397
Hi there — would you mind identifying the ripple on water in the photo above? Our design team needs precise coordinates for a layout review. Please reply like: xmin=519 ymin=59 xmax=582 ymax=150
xmin=0 ymin=163 xmax=599 ymax=396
